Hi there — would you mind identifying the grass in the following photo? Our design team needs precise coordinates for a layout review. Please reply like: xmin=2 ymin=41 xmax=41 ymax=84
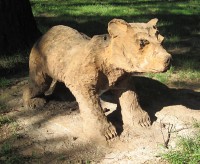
xmin=0 ymin=2 xmax=198 ymax=163
xmin=1 ymin=0 xmax=199 ymax=88
xmin=31 ymin=0 xmax=200 ymax=17
xmin=162 ymin=123 xmax=200 ymax=164
xmin=0 ymin=78 xmax=11 ymax=88
xmin=146 ymin=66 xmax=175 ymax=84
xmin=0 ymin=119 xmax=31 ymax=164
xmin=30 ymin=0 xmax=200 ymax=37
xmin=0 ymin=116 xmax=13 ymax=127
xmin=0 ymin=1 xmax=199 ymax=161
xmin=30 ymin=0 xmax=200 ymax=90
xmin=0 ymin=103 xmax=7 ymax=113
xmin=0 ymin=140 xmax=29 ymax=164
xmin=145 ymin=55 xmax=200 ymax=87
xmin=0 ymin=52 xmax=29 ymax=76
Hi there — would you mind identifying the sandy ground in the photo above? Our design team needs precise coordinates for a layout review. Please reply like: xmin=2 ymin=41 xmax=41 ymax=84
xmin=0 ymin=75 xmax=199 ymax=163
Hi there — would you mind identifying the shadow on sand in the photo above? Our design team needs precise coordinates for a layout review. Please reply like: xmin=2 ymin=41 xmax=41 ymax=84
xmin=46 ymin=76 xmax=200 ymax=134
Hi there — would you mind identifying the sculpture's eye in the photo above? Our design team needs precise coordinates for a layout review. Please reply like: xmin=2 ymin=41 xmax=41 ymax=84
xmin=140 ymin=39 xmax=149 ymax=49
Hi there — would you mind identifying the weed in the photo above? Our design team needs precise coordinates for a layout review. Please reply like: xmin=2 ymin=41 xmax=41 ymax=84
xmin=0 ymin=116 xmax=13 ymax=127
xmin=0 ymin=78 xmax=11 ymax=88
xmin=58 ymin=154 xmax=67 ymax=161
xmin=193 ymin=120 xmax=200 ymax=129
xmin=0 ymin=142 xmax=12 ymax=155
xmin=0 ymin=103 xmax=8 ymax=113
xmin=10 ymin=122 xmax=21 ymax=135
xmin=0 ymin=141 xmax=26 ymax=164
xmin=162 ymin=124 xmax=200 ymax=164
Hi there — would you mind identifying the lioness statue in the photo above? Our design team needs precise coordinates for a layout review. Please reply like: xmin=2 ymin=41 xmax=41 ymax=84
xmin=23 ymin=18 xmax=171 ymax=140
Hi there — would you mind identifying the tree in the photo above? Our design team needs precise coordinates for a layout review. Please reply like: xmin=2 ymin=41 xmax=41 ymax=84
xmin=0 ymin=0 xmax=41 ymax=54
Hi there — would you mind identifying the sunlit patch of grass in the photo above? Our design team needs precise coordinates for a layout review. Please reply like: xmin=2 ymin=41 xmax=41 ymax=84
xmin=145 ymin=55 xmax=200 ymax=88
xmin=178 ymin=70 xmax=200 ymax=81
xmin=163 ymin=137 xmax=200 ymax=164
xmin=173 ymin=57 xmax=200 ymax=83
xmin=162 ymin=124 xmax=200 ymax=164
xmin=148 ymin=73 xmax=169 ymax=84
xmin=145 ymin=66 xmax=174 ymax=84
xmin=30 ymin=0 xmax=200 ymax=20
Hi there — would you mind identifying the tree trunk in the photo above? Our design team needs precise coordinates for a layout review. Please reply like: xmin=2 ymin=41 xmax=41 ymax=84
xmin=0 ymin=0 xmax=41 ymax=54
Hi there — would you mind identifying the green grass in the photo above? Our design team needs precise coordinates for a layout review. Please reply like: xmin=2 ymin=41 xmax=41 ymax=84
xmin=0 ymin=141 xmax=28 ymax=164
xmin=1 ymin=0 xmax=199 ymax=85
xmin=0 ymin=121 xmax=31 ymax=164
xmin=0 ymin=1 xmax=199 ymax=162
xmin=145 ymin=55 xmax=200 ymax=88
xmin=29 ymin=0 xmax=200 ymax=89
xmin=30 ymin=0 xmax=200 ymax=36
xmin=193 ymin=121 xmax=200 ymax=129
xmin=0 ymin=103 xmax=7 ymax=113
xmin=0 ymin=78 xmax=11 ymax=88
xmin=31 ymin=0 xmax=200 ymax=17
xmin=162 ymin=124 xmax=200 ymax=164
xmin=0 ymin=52 xmax=29 ymax=76
xmin=146 ymin=66 xmax=175 ymax=84
xmin=0 ymin=116 xmax=13 ymax=127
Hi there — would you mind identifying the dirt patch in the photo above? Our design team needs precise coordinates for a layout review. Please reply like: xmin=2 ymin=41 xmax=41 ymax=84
xmin=0 ymin=76 xmax=199 ymax=163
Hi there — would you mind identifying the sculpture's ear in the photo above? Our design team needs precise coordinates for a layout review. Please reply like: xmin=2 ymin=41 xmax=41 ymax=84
xmin=108 ymin=19 xmax=130 ymax=37
xmin=147 ymin=18 xmax=158 ymax=26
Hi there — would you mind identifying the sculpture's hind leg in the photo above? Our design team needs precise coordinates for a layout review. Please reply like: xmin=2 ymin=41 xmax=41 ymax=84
xmin=23 ymin=73 xmax=52 ymax=109
xmin=23 ymin=47 xmax=52 ymax=109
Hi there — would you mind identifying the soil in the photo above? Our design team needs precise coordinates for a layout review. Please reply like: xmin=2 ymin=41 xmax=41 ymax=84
xmin=0 ymin=36 xmax=200 ymax=163
xmin=0 ymin=74 xmax=199 ymax=164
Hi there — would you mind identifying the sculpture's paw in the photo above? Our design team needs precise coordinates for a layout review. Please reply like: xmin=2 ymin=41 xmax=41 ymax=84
xmin=24 ymin=98 xmax=46 ymax=110
xmin=133 ymin=110 xmax=151 ymax=127
xmin=104 ymin=122 xmax=118 ymax=140
xmin=83 ymin=119 xmax=118 ymax=142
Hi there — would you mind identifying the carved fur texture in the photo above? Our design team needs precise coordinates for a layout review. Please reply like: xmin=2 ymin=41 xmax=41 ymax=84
xmin=23 ymin=18 xmax=171 ymax=141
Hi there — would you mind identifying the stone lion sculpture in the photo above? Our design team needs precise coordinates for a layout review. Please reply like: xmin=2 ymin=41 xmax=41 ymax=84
xmin=23 ymin=18 xmax=171 ymax=140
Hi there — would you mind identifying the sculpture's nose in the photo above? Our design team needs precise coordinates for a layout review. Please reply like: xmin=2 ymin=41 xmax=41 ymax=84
xmin=165 ymin=57 xmax=171 ymax=66
xmin=163 ymin=55 xmax=171 ymax=72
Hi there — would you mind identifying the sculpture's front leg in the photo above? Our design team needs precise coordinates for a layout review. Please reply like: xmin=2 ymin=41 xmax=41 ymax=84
xmin=114 ymin=78 xmax=151 ymax=127
xmin=68 ymin=84 xmax=117 ymax=141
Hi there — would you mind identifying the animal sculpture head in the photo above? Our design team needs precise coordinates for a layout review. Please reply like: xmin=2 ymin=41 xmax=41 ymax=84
xmin=108 ymin=18 xmax=171 ymax=73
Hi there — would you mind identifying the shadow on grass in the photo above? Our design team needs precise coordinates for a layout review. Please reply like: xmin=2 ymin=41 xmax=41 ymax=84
xmin=35 ymin=14 xmax=199 ymax=37
xmin=1 ymin=4 xmax=199 ymax=75
xmin=34 ymin=13 xmax=199 ymax=73
xmin=0 ymin=51 xmax=29 ymax=77
xmin=0 ymin=1 xmax=199 ymax=161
